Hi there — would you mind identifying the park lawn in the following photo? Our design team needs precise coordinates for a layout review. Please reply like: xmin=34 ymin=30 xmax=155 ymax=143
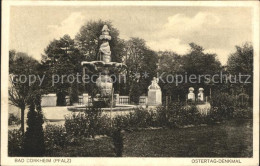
xmin=48 ymin=137 xmax=116 ymax=157
xmin=123 ymin=119 xmax=253 ymax=157
xmin=49 ymin=119 xmax=252 ymax=157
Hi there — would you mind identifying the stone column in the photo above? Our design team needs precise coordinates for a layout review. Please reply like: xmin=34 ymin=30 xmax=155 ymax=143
xmin=139 ymin=96 xmax=148 ymax=105
xmin=114 ymin=94 xmax=120 ymax=105
xmin=65 ymin=96 xmax=70 ymax=106
xmin=83 ymin=93 xmax=89 ymax=106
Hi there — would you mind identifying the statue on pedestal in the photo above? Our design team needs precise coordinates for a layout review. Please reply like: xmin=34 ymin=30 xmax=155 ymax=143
xmin=147 ymin=77 xmax=162 ymax=106
xmin=99 ymin=25 xmax=111 ymax=63
xmin=198 ymin=88 xmax=204 ymax=102
xmin=148 ymin=77 xmax=161 ymax=90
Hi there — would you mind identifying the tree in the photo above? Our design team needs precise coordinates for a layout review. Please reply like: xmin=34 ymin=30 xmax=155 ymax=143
xmin=227 ymin=42 xmax=253 ymax=104
xmin=23 ymin=94 xmax=45 ymax=156
xmin=157 ymin=43 xmax=222 ymax=102
xmin=41 ymin=35 xmax=85 ymax=105
xmin=180 ymin=43 xmax=222 ymax=98
xmin=75 ymin=20 xmax=125 ymax=62
xmin=157 ymin=51 xmax=183 ymax=101
xmin=9 ymin=50 xmax=40 ymax=134
xmin=123 ymin=38 xmax=158 ymax=103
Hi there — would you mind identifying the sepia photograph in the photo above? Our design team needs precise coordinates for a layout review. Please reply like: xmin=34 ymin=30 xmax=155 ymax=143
xmin=1 ymin=1 xmax=259 ymax=166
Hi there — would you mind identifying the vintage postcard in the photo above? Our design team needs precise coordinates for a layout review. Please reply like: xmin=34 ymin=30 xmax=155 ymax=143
xmin=1 ymin=1 xmax=259 ymax=166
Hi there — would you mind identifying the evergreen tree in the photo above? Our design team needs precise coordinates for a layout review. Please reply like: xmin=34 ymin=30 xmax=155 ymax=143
xmin=23 ymin=95 xmax=45 ymax=156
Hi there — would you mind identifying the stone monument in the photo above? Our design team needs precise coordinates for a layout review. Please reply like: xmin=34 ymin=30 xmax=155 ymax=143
xmin=188 ymin=87 xmax=195 ymax=101
xmin=147 ymin=77 xmax=162 ymax=106
xmin=198 ymin=88 xmax=204 ymax=102
xmin=81 ymin=25 xmax=126 ymax=107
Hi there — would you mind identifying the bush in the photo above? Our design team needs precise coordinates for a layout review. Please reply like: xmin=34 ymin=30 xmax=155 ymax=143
xmin=65 ymin=112 xmax=90 ymax=137
xmin=98 ymin=114 xmax=112 ymax=135
xmin=127 ymin=107 xmax=151 ymax=128
xmin=8 ymin=129 xmax=23 ymax=156
xmin=202 ymin=107 xmax=221 ymax=124
xmin=112 ymin=104 xmax=204 ymax=129
xmin=112 ymin=108 xmax=158 ymax=130
xmin=156 ymin=106 xmax=168 ymax=127
xmin=156 ymin=102 xmax=203 ymax=127
xmin=44 ymin=124 xmax=67 ymax=155
xmin=146 ymin=109 xmax=158 ymax=127
xmin=210 ymin=93 xmax=235 ymax=120
xmin=8 ymin=113 xmax=21 ymax=126
xmin=233 ymin=107 xmax=253 ymax=119
xmin=113 ymin=115 xmax=130 ymax=129
xmin=180 ymin=104 xmax=202 ymax=126
xmin=23 ymin=101 xmax=45 ymax=156
xmin=65 ymin=106 xmax=110 ymax=139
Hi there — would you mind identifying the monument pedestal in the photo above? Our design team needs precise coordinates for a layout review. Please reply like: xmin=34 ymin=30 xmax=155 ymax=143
xmin=147 ymin=89 xmax=162 ymax=106
xmin=187 ymin=87 xmax=195 ymax=102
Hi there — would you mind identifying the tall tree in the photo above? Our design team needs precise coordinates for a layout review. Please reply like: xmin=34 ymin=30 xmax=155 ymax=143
xmin=227 ymin=42 xmax=253 ymax=103
xmin=41 ymin=35 xmax=85 ymax=105
xmin=9 ymin=50 xmax=40 ymax=134
xmin=181 ymin=43 xmax=222 ymax=97
xmin=157 ymin=51 xmax=183 ymax=101
xmin=157 ymin=43 xmax=222 ymax=101
xmin=123 ymin=38 xmax=158 ymax=103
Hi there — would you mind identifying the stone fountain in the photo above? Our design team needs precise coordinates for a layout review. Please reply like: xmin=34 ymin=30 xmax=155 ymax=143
xmin=81 ymin=25 xmax=126 ymax=108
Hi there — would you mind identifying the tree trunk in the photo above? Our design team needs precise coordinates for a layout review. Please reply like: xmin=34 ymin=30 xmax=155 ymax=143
xmin=21 ymin=107 xmax=25 ymax=135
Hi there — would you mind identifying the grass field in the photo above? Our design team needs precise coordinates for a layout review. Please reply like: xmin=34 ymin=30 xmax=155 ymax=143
xmin=49 ymin=119 xmax=252 ymax=157
xmin=123 ymin=120 xmax=252 ymax=157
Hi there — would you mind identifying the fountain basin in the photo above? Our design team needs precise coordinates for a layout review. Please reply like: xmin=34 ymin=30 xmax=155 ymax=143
xmin=67 ymin=104 xmax=138 ymax=112
xmin=81 ymin=61 xmax=126 ymax=72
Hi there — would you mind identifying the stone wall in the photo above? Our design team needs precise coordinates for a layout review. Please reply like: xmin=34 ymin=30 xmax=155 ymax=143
xmin=41 ymin=94 xmax=57 ymax=107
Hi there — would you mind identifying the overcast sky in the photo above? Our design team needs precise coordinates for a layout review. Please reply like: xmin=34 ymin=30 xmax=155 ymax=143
xmin=9 ymin=6 xmax=252 ymax=65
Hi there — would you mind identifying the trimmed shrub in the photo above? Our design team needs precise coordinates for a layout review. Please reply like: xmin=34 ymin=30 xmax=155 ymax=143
xmin=23 ymin=101 xmax=45 ymax=156
xmin=8 ymin=129 xmax=23 ymax=156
